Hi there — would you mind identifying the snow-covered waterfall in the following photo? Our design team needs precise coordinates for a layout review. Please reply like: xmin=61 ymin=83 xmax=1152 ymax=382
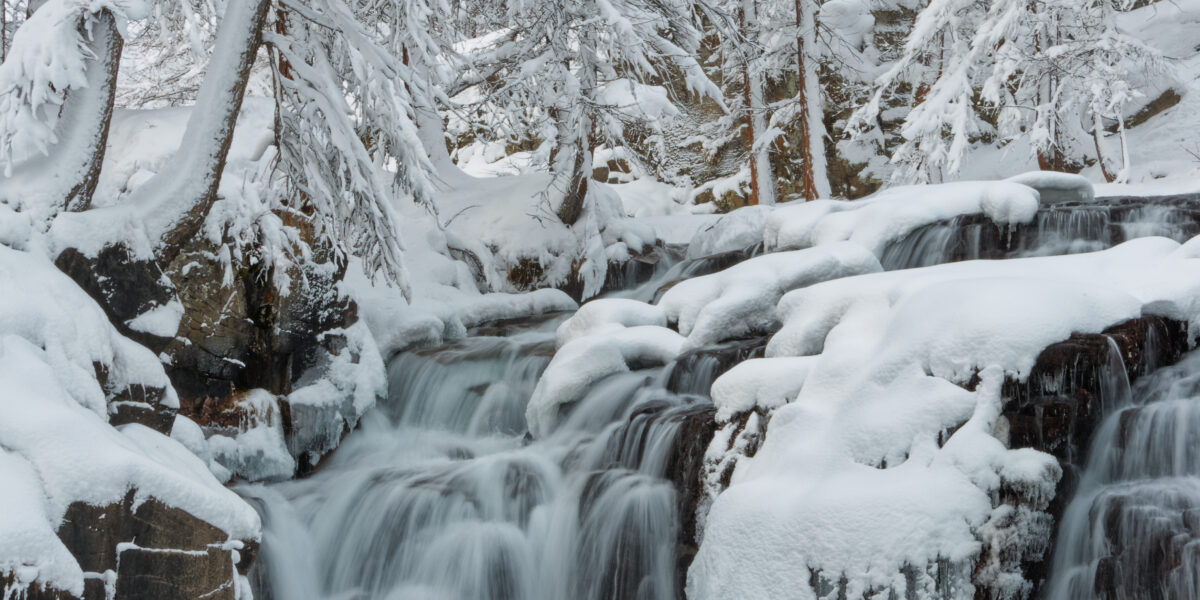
xmin=242 ymin=316 xmax=711 ymax=600
xmin=1046 ymin=349 xmax=1200 ymax=599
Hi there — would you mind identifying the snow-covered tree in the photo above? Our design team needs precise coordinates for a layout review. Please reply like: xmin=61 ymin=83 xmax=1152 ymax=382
xmin=452 ymin=0 xmax=722 ymax=222
xmin=847 ymin=0 xmax=1169 ymax=184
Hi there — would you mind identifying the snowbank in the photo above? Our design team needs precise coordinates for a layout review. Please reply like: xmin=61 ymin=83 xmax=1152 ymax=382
xmin=658 ymin=242 xmax=881 ymax=348
xmin=687 ymin=205 xmax=772 ymax=258
xmin=0 ymin=245 xmax=177 ymax=418
xmin=764 ymin=180 xmax=1041 ymax=254
xmin=1005 ymin=171 xmax=1094 ymax=204
xmin=0 ymin=337 xmax=259 ymax=596
xmin=556 ymin=298 xmax=667 ymax=347
xmin=709 ymin=356 xmax=817 ymax=422
xmin=0 ymin=245 xmax=260 ymax=596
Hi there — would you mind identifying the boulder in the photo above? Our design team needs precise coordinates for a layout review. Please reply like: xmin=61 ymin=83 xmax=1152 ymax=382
xmin=55 ymin=491 xmax=254 ymax=600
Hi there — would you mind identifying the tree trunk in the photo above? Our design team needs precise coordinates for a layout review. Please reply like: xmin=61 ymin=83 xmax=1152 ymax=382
xmin=1092 ymin=111 xmax=1116 ymax=183
xmin=795 ymin=0 xmax=818 ymax=201
xmin=62 ymin=11 xmax=122 ymax=212
xmin=0 ymin=9 xmax=122 ymax=219
xmin=554 ymin=32 xmax=596 ymax=226
xmin=740 ymin=0 xmax=774 ymax=206
xmin=132 ymin=0 xmax=272 ymax=264
xmin=741 ymin=67 xmax=760 ymax=206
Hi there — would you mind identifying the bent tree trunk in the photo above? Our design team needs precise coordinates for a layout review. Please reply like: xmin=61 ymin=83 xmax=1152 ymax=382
xmin=0 ymin=10 xmax=122 ymax=220
xmin=61 ymin=11 xmax=123 ymax=212
xmin=133 ymin=0 xmax=272 ymax=264
xmin=52 ymin=0 xmax=271 ymax=350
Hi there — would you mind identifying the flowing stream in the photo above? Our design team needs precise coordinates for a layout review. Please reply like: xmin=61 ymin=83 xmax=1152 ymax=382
xmin=242 ymin=315 xmax=714 ymax=600
xmin=1045 ymin=349 xmax=1200 ymax=599
xmin=240 ymin=196 xmax=1200 ymax=600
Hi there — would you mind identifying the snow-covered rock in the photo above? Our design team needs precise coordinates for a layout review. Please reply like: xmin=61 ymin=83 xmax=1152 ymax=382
xmin=0 ymin=252 xmax=260 ymax=596
xmin=659 ymin=241 xmax=881 ymax=348
xmin=689 ymin=236 xmax=1200 ymax=600
xmin=526 ymin=325 xmax=685 ymax=438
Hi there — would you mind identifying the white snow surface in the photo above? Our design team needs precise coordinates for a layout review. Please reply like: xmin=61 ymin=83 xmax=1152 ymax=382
xmin=526 ymin=325 xmax=685 ymax=438
xmin=689 ymin=236 xmax=1200 ymax=599
xmin=0 ymin=247 xmax=260 ymax=596
xmin=687 ymin=205 xmax=772 ymax=258
xmin=0 ymin=244 xmax=177 ymax=414
xmin=659 ymin=242 xmax=881 ymax=348
xmin=709 ymin=356 xmax=817 ymax=422
xmin=0 ymin=335 xmax=260 ymax=595
xmin=764 ymin=180 xmax=1042 ymax=255
xmin=1005 ymin=171 xmax=1095 ymax=202
xmin=555 ymin=298 xmax=667 ymax=347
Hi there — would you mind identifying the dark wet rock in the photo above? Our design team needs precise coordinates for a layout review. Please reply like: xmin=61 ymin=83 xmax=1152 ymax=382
xmin=53 ymin=490 xmax=249 ymax=600
xmin=1002 ymin=316 xmax=1189 ymax=467
xmin=999 ymin=316 xmax=1191 ymax=596
xmin=115 ymin=546 xmax=234 ymax=600
xmin=158 ymin=236 xmax=378 ymax=475
xmin=667 ymin=404 xmax=719 ymax=594
xmin=95 ymin=362 xmax=176 ymax=435
xmin=55 ymin=244 xmax=179 ymax=352
xmin=468 ymin=310 xmax=570 ymax=338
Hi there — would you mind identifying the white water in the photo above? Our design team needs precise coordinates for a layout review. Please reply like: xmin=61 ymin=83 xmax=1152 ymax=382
xmin=242 ymin=317 xmax=711 ymax=600
xmin=1046 ymin=349 xmax=1200 ymax=599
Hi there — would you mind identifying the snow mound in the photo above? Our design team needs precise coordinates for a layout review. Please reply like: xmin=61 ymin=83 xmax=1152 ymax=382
xmin=0 ymin=245 xmax=177 ymax=417
xmin=687 ymin=205 xmax=772 ymax=258
xmin=0 ymin=245 xmax=260 ymax=595
xmin=1006 ymin=171 xmax=1095 ymax=204
xmin=0 ymin=336 xmax=260 ymax=596
xmin=764 ymin=181 xmax=1044 ymax=255
xmin=556 ymin=299 xmax=667 ymax=348
xmin=658 ymin=242 xmax=881 ymax=348
xmin=710 ymin=357 xmax=817 ymax=422
xmin=526 ymin=325 xmax=685 ymax=438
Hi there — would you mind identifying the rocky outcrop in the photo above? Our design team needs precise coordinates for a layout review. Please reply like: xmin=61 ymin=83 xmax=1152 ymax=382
xmin=42 ymin=231 xmax=381 ymax=596
xmin=665 ymin=405 xmax=720 ymax=594
xmin=52 ymin=491 xmax=255 ymax=600
xmin=161 ymin=238 xmax=378 ymax=475
xmin=997 ymin=316 xmax=1192 ymax=596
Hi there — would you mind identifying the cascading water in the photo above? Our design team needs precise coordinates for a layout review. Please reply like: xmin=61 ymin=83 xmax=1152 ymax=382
xmin=880 ymin=198 xmax=1200 ymax=270
xmin=241 ymin=316 xmax=713 ymax=600
xmin=1045 ymin=349 xmax=1200 ymax=599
